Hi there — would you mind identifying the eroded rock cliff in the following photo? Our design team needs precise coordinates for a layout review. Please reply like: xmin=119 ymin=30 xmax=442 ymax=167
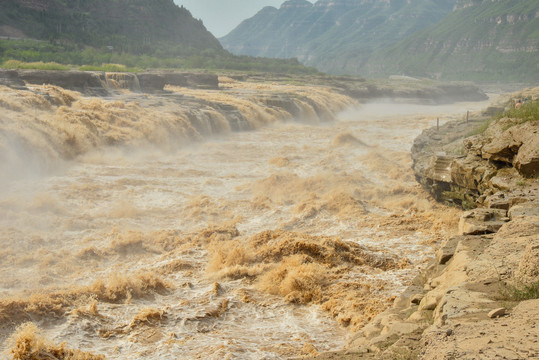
xmin=318 ymin=89 xmax=539 ymax=359
xmin=0 ymin=69 xmax=220 ymax=95
xmin=412 ymin=91 xmax=539 ymax=210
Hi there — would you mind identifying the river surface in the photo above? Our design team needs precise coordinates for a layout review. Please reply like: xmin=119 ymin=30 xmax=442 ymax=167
xmin=0 ymin=85 xmax=492 ymax=359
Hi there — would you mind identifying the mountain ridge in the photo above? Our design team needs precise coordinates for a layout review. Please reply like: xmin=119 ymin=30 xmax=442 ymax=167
xmin=0 ymin=0 xmax=222 ymax=55
xmin=221 ymin=0 xmax=539 ymax=82
xmin=374 ymin=0 xmax=539 ymax=81
xmin=0 ymin=0 xmax=322 ymax=74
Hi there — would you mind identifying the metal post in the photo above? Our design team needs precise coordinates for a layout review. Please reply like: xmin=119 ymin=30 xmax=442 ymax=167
xmin=466 ymin=111 xmax=469 ymax=123
xmin=437 ymin=118 xmax=439 ymax=131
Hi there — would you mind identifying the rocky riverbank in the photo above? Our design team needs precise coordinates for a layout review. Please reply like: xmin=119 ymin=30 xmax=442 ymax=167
xmin=310 ymin=88 xmax=538 ymax=359
xmin=411 ymin=92 xmax=539 ymax=209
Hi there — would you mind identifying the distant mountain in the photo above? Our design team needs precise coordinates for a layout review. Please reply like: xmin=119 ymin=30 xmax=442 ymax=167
xmin=0 ymin=0 xmax=222 ymax=55
xmin=221 ymin=0 xmax=539 ymax=82
xmin=220 ymin=0 xmax=456 ymax=73
xmin=373 ymin=0 xmax=539 ymax=82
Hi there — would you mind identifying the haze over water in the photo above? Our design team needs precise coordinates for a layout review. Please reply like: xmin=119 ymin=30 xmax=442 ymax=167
xmin=0 ymin=82 xmax=492 ymax=359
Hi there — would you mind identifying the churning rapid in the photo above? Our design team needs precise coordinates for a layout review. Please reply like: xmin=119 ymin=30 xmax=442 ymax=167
xmin=0 ymin=79 xmax=491 ymax=359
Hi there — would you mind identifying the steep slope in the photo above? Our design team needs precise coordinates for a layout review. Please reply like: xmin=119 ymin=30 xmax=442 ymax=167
xmin=374 ymin=0 xmax=539 ymax=82
xmin=305 ymin=0 xmax=457 ymax=74
xmin=221 ymin=0 xmax=538 ymax=82
xmin=0 ymin=0 xmax=222 ymax=55
xmin=220 ymin=0 xmax=313 ymax=59
xmin=220 ymin=0 xmax=456 ymax=72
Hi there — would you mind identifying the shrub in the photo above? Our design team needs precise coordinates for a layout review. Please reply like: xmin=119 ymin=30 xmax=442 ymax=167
xmin=2 ymin=60 xmax=70 ymax=70
xmin=497 ymin=99 xmax=539 ymax=125
xmin=79 ymin=63 xmax=141 ymax=72
xmin=500 ymin=280 xmax=539 ymax=301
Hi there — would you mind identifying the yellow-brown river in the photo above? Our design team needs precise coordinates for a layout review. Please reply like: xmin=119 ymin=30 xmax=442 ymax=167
xmin=0 ymin=80 xmax=492 ymax=359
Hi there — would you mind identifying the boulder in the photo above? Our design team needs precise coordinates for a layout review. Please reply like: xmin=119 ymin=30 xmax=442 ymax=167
xmin=407 ymin=310 xmax=429 ymax=321
xmin=513 ymin=124 xmax=539 ymax=178
xmin=392 ymin=294 xmax=410 ymax=309
xmin=481 ymin=120 xmax=539 ymax=178
xmin=517 ymin=242 xmax=539 ymax=284
xmin=481 ymin=129 xmax=521 ymax=164
xmin=484 ymin=190 xmax=534 ymax=210
xmin=488 ymin=167 xmax=520 ymax=191
xmin=450 ymin=155 xmax=496 ymax=190
xmin=458 ymin=208 xmax=508 ymax=235
xmin=436 ymin=236 xmax=461 ymax=265
xmin=462 ymin=135 xmax=483 ymax=156
xmin=508 ymin=201 xmax=539 ymax=219
xmin=487 ymin=307 xmax=506 ymax=318
xmin=418 ymin=292 xmax=442 ymax=311
xmin=483 ymin=191 xmax=511 ymax=210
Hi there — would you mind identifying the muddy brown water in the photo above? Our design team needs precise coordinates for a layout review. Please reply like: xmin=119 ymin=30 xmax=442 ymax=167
xmin=0 ymin=84 xmax=493 ymax=359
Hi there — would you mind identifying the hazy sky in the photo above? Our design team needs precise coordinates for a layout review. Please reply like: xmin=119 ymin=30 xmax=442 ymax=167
xmin=173 ymin=0 xmax=312 ymax=38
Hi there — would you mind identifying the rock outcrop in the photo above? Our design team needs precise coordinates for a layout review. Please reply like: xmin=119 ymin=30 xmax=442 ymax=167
xmin=0 ymin=69 xmax=488 ymax=107
xmin=162 ymin=72 xmax=219 ymax=89
xmin=340 ymin=82 xmax=488 ymax=104
xmin=311 ymin=90 xmax=539 ymax=360
xmin=412 ymin=100 xmax=539 ymax=209
xmin=137 ymin=73 xmax=166 ymax=92
xmin=18 ymin=70 xmax=107 ymax=95
xmin=0 ymin=69 xmax=220 ymax=95
xmin=0 ymin=69 xmax=27 ymax=90
xmin=403 ymin=92 xmax=539 ymax=359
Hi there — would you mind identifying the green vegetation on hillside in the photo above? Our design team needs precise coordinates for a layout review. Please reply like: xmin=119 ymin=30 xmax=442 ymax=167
xmin=374 ymin=0 xmax=539 ymax=82
xmin=496 ymin=99 xmax=539 ymax=124
xmin=467 ymin=97 xmax=538 ymax=137
xmin=0 ymin=0 xmax=221 ymax=54
xmin=221 ymin=0 xmax=456 ymax=75
xmin=0 ymin=0 xmax=319 ymax=74
xmin=0 ymin=39 xmax=317 ymax=74
xmin=221 ymin=0 xmax=539 ymax=82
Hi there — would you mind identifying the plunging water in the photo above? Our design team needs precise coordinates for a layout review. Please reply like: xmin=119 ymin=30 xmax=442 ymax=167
xmin=0 ymin=82 xmax=491 ymax=359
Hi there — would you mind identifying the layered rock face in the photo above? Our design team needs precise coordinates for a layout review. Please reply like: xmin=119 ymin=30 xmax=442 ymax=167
xmin=335 ymin=91 xmax=539 ymax=360
xmin=220 ymin=0 xmax=455 ymax=74
xmin=455 ymin=0 xmax=503 ymax=10
xmin=222 ymin=0 xmax=538 ymax=82
xmin=412 ymin=103 xmax=539 ymax=210
xmin=379 ymin=0 xmax=539 ymax=82
xmin=480 ymin=120 xmax=539 ymax=178
xmin=0 ymin=69 xmax=489 ymax=106
xmin=0 ymin=69 xmax=219 ymax=95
